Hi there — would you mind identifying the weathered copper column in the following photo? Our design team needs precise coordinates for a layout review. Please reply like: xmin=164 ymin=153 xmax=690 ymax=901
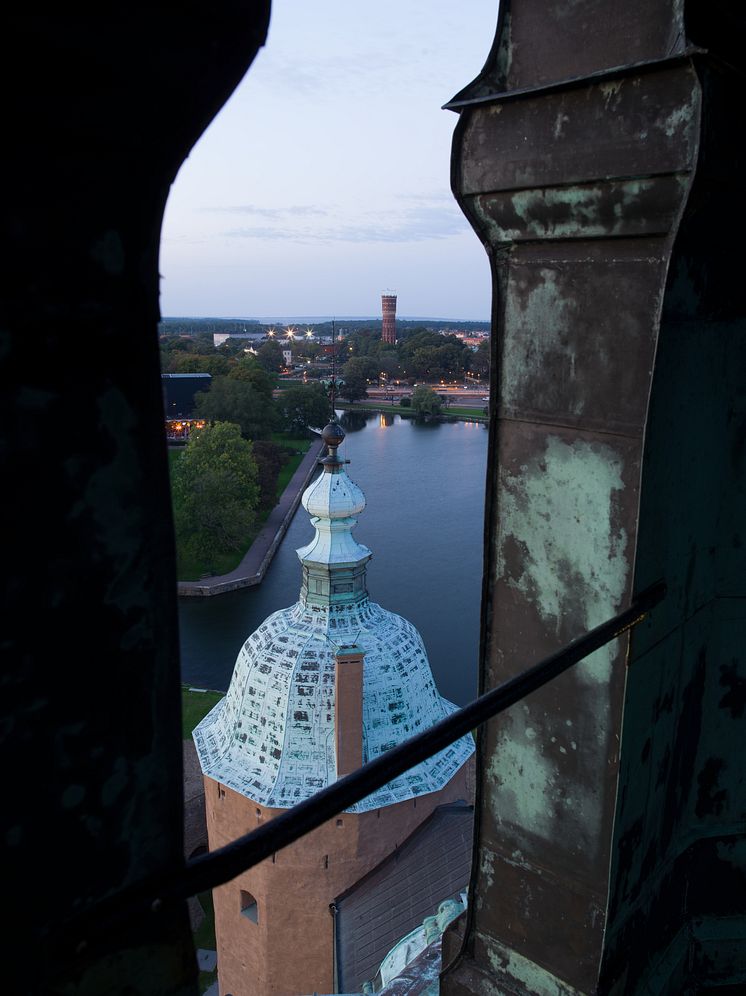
xmin=441 ymin=2 xmax=746 ymax=993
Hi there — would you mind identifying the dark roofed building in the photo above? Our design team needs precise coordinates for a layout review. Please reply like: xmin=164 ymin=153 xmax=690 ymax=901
xmin=335 ymin=804 xmax=474 ymax=993
xmin=161 ymin=372 xmax=211 ymax=419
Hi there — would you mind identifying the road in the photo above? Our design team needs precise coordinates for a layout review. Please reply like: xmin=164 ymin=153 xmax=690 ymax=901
xmin=365 ymin=386 xmax=489 ymax=409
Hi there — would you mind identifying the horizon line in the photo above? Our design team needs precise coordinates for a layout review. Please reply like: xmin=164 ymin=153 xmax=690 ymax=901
xmin=161 ymin=314 xmax=491 ymax=323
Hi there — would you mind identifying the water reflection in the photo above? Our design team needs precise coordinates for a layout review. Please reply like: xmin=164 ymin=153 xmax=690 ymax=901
xmin=339 ymin=410 xmax=367 ymax=433
xmin=410 ymin=416 xmax=443 ymax=430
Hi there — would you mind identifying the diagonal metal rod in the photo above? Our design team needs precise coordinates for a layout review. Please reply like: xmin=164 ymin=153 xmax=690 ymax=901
xmin=58 ymin=580 xmax=665 ymax=953
xmin=179 ymin=579 xmax=664 ymax=896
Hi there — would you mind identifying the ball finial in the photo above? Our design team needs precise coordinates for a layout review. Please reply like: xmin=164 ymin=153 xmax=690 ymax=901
xmin=321 ymin=422 xmax=345 ymax=448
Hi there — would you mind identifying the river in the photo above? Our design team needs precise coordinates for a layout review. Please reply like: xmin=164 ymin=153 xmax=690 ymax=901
xmin=178 ymin=411 xmax=488 ymax=706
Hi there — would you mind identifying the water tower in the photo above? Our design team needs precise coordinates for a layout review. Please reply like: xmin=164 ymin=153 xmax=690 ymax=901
xmin=381 ymin=291 xmax=397 ymax=345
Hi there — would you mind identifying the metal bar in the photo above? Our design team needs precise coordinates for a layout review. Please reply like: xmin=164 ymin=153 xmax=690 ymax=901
xmin=61 ymin=580 xmax=665 ymax=953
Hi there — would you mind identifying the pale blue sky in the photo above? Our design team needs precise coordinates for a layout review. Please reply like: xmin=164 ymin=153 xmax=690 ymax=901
xmin=160 ymin=1 xmax=497 ymax=320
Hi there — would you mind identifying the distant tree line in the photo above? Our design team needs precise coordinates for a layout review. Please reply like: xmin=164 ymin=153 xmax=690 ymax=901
xmin=158 ymin=316 xmax=489 ymax=339
xmin=334 ymin=329 xmax=489 ymax=402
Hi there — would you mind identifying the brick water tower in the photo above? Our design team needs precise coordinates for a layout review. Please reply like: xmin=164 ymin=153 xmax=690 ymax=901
xmin=381 ymin=291 xmax=397 ymax=344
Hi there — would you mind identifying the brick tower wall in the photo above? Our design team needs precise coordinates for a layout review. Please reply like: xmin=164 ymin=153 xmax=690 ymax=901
xmin=205 ymin=760 xmax=471 ymax=996
xmin=381 ymin=294 xmax=397 ymax=345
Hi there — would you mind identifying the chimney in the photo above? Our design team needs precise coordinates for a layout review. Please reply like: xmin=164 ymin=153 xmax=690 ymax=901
xmin=334 ymin=646 xmax=365 ymax=777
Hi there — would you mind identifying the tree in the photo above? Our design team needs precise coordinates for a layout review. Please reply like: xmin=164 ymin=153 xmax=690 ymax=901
xmin=251 ymin=440 xmax=285 ymax=509
xmin=256 ymin=340 xmax=284 ymax=373
xmin=398 ymin=331 xmax=469 ymax=381
xmin=410 ymin=346 xmax=442 ymax=381
xmin=276 ymin=383 xmax=330 ymax=433
xmin=339 ymin=357 xmax=373 ymax=402
xmin=190 ymin=333 xmax=220 ymax=355
xmin=217 ymin=337 xmax=254 ymax=358
xmin=161 ymin=336 xmax=193 ymax=353
xmin=378 ymin=355 xmax=401 ymax=381
xmin=194 ymin=377 xmax=276 ymax=440
xmin=170 ymin=422 xmax=260 ymax=569
xmin=396 ymin=324 xmax=428 ymax=344
xmin=346 ymin=328 xmax=382 ymax=358
xmin=164 ymin=352 xmax=230 ymax=376
xmin=470 ymin=339 xmax=490 ymax=379
xmin=302 ymin=341 xmax=321 ymax=361
xmin=348 ymin=355 xmax=379 ymax=381
xmin=411 ymin=385 xmax=442 ymax=416
xmin=227 ymin=355 xmax=277 ymax=401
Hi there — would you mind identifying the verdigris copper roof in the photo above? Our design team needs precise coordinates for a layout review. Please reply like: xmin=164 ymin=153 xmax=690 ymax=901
xmin=193 ymin=422 xmax=474 ymax=811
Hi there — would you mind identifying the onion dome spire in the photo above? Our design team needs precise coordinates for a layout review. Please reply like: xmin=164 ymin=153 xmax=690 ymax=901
xmin=296 ymin=421 xmax=371 ymax=607
xmin=192 ymin=420 xmax=475 ymax=811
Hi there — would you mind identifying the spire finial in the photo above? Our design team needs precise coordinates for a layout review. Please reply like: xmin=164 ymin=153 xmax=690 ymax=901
xmin=329 ymin=318 xmax=337 ymax=421
xmin=321 ymin=421 xmax=345 ymax=471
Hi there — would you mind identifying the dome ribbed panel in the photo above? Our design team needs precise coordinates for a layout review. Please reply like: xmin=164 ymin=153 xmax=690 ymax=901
xmin=193 ymin=598 xmax=474 ymax=812
xmin=302 ymin=468 xmax=366 ymax=520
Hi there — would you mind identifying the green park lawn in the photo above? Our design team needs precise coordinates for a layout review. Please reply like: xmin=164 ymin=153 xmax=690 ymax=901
xmin=442 ymin=405 xmax=489 ymax=418
xmin=270 ymin=432 xmax=314 ymax=493
xmin=339 ymin=400 xmax=488 ymax=420
xmin=175 ymin=519 xmax=257 ymax=581
xmin=181 ymin=685 xmax=224 ymax=738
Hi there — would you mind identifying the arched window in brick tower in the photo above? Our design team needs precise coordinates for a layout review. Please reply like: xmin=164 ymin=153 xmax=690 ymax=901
xmin=240 ymin=890 xmax=258 ymax=923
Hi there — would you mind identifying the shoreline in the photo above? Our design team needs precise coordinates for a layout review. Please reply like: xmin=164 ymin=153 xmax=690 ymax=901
xmin=336 ymin=401 xmax=489 ymax=423
xmin=176 ymin=406 xmax=486 ymax=599
xmin=177 ymin=441 xmax=324 ymax=598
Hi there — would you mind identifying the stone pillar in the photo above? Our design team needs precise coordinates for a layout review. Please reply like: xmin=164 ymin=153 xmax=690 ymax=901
xmin=442 ymin=2 xmax=746 ymax=993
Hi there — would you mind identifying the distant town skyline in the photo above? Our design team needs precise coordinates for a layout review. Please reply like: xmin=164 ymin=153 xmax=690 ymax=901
xmin=161 ymin=314 xmax=492 ymax=322
xmin=160 ymin=0 xmax=497 ymax=321
xmin=162 ymin=316 xmax=491 ymax=325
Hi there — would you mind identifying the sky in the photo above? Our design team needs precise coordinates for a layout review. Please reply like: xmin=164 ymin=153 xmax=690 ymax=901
xmin=159 ymin=0 xmax=498 ymax=321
